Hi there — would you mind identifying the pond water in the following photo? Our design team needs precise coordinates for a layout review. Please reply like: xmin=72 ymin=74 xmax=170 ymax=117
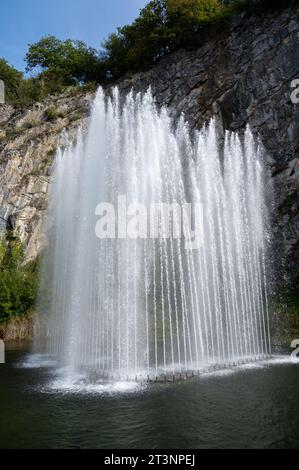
xmin=0 ymin=343 xmax=298 ymax=449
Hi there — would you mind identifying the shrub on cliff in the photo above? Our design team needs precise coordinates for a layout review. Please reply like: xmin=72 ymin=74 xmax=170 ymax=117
xmin=0 ymin=238 xmax=38 ymax=324
xmin=0 ymin=59 xmax=23 ymax=103
xmin=0 ymin=59 xmax=49 ymax=107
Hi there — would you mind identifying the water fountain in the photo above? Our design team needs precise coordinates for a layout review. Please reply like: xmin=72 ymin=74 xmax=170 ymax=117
xmin=40 ymin=87 xmax=271 ymax=382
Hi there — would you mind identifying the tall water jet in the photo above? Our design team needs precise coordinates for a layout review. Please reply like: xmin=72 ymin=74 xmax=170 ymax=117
xmin=40 ymin=87 xmax=271 ymax=381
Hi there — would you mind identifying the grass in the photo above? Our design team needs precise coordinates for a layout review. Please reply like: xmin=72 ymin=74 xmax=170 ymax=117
xmin=44 ymin=106 xmax=66 ymax=122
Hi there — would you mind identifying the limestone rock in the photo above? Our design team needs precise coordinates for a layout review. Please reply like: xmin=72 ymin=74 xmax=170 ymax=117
xmin=0 ymin=88 xmax=93 ymax=260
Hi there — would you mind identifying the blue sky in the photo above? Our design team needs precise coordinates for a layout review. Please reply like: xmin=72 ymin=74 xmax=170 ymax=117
xmin=0 ymin=0 xmax=148 ymax=72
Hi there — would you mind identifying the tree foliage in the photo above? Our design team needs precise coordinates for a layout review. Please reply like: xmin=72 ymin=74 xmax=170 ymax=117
xmin=0 ymin=237 xmax=38 ymax=324
xmin=103 ymin=0 xmax=226 ymax=79
xmin=26 ymin=36 xmax=105 ymax=87
xmin=0 ymin=58 xmax=23 ymax=103
xmin=102 ymin=0 xmax=291 ymax=79
xmin=0 ymin=58 xmax=52 ymax=106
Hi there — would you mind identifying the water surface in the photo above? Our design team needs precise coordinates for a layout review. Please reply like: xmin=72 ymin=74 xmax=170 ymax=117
xmin=0 ymin=343 xmax=298 ymax=449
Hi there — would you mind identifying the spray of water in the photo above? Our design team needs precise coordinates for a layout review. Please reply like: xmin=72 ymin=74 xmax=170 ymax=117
xmin=40 ymin=87 xmax=271 ymax=381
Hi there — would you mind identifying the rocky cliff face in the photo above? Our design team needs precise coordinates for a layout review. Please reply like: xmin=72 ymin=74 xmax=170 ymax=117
xmin=0 ymin=90 xmax=93 ymax=260
xmin=0 ymin=4 xmax=298 ymax=285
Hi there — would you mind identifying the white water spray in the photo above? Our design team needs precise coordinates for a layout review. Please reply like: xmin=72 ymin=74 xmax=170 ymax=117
xmin=41 ymin=87 xmax=271 ymax=381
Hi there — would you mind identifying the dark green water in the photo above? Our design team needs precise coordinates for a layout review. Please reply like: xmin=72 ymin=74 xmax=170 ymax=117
xmin=0 ymin=343 xmax=299 ymax=449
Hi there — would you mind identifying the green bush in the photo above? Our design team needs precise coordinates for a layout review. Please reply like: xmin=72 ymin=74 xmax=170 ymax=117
xmin=0 ymin=61 xmax=51 ymax=107
xmin=44 ymin=106 xmax=58 ymax=121
xmin=0 ymin=58 xmax=24 ymax=103
xmin=16 ymin=77 xmax=48 ymax=107
xmin=22 ymin=119 xmax=40 ymax=129
xmin=0 ymin=238 xmax=38 ymax=324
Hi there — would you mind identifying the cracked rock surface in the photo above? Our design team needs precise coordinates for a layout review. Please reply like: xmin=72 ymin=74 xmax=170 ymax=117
xmin=0 ymin=90 xmax=93 ymax=261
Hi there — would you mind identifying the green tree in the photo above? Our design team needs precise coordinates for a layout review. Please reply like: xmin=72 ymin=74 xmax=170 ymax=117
xmin=0 ymin=58 xmax=23 ymax=103
xmin=103 ymin=1 xmax=170 ymax=78
xmin=102 ymin=0 xmax=226 ymax=79
xmin=167 ymin=0 xmax=223 ymax=44
xmin=26 ymin=36 xmax=105 ymax=87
